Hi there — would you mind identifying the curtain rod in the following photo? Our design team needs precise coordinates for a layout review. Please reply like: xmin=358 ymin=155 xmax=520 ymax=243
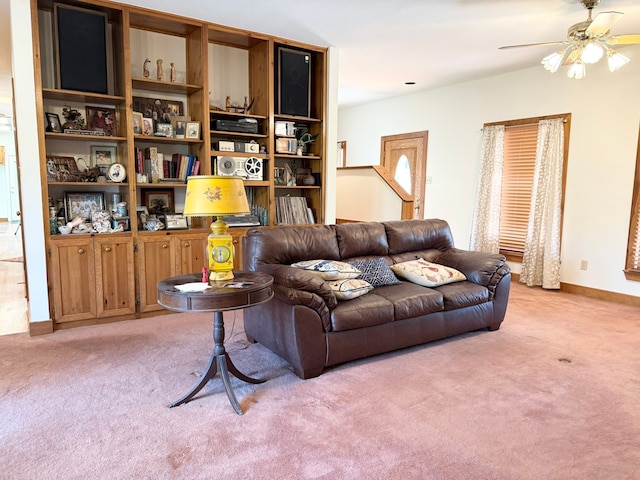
xmin=482 ymin=118 xmax=568 ymax=130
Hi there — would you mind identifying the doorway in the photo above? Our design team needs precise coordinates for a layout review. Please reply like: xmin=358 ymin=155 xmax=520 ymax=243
xmin=380 ymin=131 xmax=428 ymax=219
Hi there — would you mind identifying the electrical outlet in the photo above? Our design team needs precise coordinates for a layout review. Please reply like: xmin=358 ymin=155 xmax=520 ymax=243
xmin=580 ymin=260 xmax=588 ymax=271
xmin=426 ymin=176 xmax=433 ymax=185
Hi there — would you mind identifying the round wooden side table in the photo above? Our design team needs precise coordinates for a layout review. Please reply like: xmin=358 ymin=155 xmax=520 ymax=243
xmin=158 ymin=271 xmax=273 ymax=415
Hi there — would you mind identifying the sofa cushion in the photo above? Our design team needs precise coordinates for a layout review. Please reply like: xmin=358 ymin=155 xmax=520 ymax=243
xmin=347 ymin=257 xmax=400 ymax=288
xmin=330 ymin=294 xmax=395 ymax=332
xmin=327 ymin=278 xmax=374 ymax=300
xmin=335 ymin=222 xmax=389 ymax=259
xmin=390 ymin=259 xmax=466 ymax=287
xmin=436 ymin=281 xmax=489 ymax=310
xmin=373 ymin=282 xmax=444 ymax=320
xmin=291 ymin=259 xmax=360 ymax=280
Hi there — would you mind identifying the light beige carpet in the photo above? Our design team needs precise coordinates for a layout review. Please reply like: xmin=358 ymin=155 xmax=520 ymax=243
xmin=1 ymin=282 xmax=639 ymax=479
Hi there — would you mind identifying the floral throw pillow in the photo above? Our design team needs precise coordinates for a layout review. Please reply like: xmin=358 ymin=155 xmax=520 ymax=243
xmin=347 ymin=257 xmax=400 ymax=288
xmin=327 ymin=279 xmax=373 ymax=300
xmin=291 ymin=259 xmax=361 ymax=280
xmin=390 ymin=259 xmax=466 ymax=287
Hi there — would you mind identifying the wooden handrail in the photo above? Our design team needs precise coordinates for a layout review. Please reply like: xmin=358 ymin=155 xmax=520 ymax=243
xmin=338 ymin=165 xmax=414 ymax=220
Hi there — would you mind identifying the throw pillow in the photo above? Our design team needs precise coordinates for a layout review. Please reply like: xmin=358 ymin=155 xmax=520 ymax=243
xmin=390 ymin=259 xmax=466 ymax=287
xmin=291 ymin=259 xmax=361 ymax=280
xmin=347 ymin=257 xmax=400 ymax=288
xmin=327 ymin=278 xmax=374 ymax=300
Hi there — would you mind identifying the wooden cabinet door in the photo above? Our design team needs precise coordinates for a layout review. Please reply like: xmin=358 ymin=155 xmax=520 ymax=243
xmin=94 ymin=236 xmax=136 ymax=318
xmin=49 ymin=238 xmax=96 ymax=323
xmin=229 ymin=228 xmax=248 ymax=271
xmin=177 ymin=233 xmax=207 ymax=276
xmin=137 ymin=236 xmax=177 ymax=312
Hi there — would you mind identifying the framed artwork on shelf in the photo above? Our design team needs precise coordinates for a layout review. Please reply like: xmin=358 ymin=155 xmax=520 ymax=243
xmin=185 ymin=121 xmax=200 ymax=139
xmin=132 ymin=112 xmax=143 ymax=135
xmin=163 ymin=213 xmax=188 ymax=230
xmin=64 ymin=191 xmax=106 ymax=223
xmin=45 ymin=112 xmax=62 ymax=133
xmin=86 ymin=106 xmax=116 ymax=136
xmin=107 ymin=163 xmax=126 ymax=183
xmin=132 ymin=96 xmax=184 ymax=123
xmin=155 ymin=122 xmax=173 ymax=138
xmin=170 ymin=116 xmax=189 ymax=139
xmin=142 ymin=188 xmax=174 ymax=214
xmin=142 ymin=117 xmax=153 ymax=136
xmin=45 ymin=155 xmax=82 ymax=182
xmin=90 ymin=145 xmax=116 ymax=166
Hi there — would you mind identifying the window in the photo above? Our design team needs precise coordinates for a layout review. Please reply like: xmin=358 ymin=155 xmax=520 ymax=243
xmin=624 ymin=126 xmax=640 ymax=279
xmin=485 ymin=114 xmax=571 ymax=260
xmin=337 ymin=141 xmax=347 ymax=168
xmin=394 ymin=154 xmax=412 ymax=194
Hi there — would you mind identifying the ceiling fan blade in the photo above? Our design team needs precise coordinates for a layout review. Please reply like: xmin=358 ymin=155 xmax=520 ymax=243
xmin=586 ymin=11 xmax=623 ymax=36
xmin=499 ymin=41 xmax=566 ymax=50
xmin=607 ymin=34 xmax=640 ymax=45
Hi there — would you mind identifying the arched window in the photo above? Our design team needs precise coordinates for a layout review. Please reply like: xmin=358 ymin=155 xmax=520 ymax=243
xmin=394 ymin=154 xmax=412 ymax=194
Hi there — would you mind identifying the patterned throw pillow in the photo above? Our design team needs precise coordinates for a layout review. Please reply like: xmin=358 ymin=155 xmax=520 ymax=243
xmin=347 ymin=258 xmax=400 ymax=288
xmin=390 ymin=259 xmax=466 ymax=287
xmin=327 ymin=279 xmax=374 ymax=300
xmin=291 ymin=259 xmax=361 ymax=280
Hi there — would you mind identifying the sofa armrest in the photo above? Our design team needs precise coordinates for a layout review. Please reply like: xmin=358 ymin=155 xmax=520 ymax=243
xmin=258 ymin=264 xmax=338 ymax=311
xmin=436 ymin=248 xmax=510 ymax=299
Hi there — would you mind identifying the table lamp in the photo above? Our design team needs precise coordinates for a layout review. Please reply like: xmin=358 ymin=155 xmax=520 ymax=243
xmin=183 ymin=175 xmax=250 ymax=282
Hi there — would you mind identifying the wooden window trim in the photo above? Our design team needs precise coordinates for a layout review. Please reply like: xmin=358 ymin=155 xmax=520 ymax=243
xmin=624 ymin=125 xmax=640 ymax=279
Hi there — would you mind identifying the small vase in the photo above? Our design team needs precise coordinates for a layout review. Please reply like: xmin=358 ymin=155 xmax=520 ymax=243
xmin=296 ymin=147 xmax=303 ymax=156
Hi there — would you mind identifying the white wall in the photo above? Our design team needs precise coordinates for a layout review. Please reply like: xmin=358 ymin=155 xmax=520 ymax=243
xmin=338 ymin=61 xmax=640 ymax=297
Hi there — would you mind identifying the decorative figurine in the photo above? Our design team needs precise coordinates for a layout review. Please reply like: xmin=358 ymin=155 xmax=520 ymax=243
xmin=156 ymin=59 xmax=164 ymax=81
xmin=170 ymin=62 xmax=176 ymax=82
xmin=143 ymin=58 xmax=150 ymax=78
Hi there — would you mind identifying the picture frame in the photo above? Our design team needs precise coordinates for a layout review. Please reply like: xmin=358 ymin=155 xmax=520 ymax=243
xmin=107 ymin=163 xmax=126 ymax=182
xmin=90 ymin=145 xmax=116 ymax=166
xmin=170 ymin=116 xmax=190 ymax=139
xmin=65 ymin=191 xmax=106 ymax=223
xmin=142 ymin=188 xmax=174 ymax=214
xmin=132 ymin=96 xmax=184 ymax=124
xmin=163 ymin=213 xmax=188 ymax=230
xmin=86 ymin=106 xmax=116 ymax=136
xmin=136 ymin=206 xmax=149 ymax=228
xmin=45 ymin=155 xmax=83 ymax=182
xmin=132 ymin=112 xmax=143 ymax=135
xmin=45 ymin=112 xmax=63 ymax=133
xmin=185 ymin=121 xmax=200 ymax=139
xmin=142 ymin=117 xmax=153 ymax=136
xmin=155 ymin=122 xmax=173 ymax=138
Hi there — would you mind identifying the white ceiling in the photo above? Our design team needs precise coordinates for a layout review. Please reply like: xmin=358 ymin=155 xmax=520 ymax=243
xmin=1 ymin=0 xmax=640 ymax=116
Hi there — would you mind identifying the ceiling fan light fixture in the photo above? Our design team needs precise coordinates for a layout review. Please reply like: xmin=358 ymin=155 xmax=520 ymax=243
xmin=581 ymin=41 xmax=604 ymax=63
xmin=607 ymin=49 xmax=629 ymax=72
xmin=567 ymin=61 xmax=586 ymax=79
xmin=541 ymin=50 xmax=567 ymax=73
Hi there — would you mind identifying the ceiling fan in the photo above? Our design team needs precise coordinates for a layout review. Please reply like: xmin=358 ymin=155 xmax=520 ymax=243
xmin=499 ymin=0 xmax=640 ymax=78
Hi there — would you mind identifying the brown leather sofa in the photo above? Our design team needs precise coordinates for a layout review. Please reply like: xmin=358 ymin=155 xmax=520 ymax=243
xmin=242 ymin=219 xmax=511 ymax=379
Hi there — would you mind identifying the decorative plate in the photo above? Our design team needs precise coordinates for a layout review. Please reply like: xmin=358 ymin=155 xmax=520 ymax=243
xmin=107 ymin=163 xmax=126 ymax=182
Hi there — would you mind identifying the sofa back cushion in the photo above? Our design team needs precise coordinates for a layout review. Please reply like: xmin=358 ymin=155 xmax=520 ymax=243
xmin=335 ymin=222 xmax=389 ymax=259
xmin=383 ymin=219 xmax=454 ymax=255
xmin=243 ymin=224 xmax=340 ymax=270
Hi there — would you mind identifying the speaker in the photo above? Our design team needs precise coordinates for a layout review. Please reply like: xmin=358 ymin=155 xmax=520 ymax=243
xmin=54 ymin=4 xmax=108 ymax=94
xmin=277 ymin=47 xmax=311 ymax=117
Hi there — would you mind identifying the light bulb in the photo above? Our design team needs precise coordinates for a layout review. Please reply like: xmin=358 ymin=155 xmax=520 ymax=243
xmin=567 ymin=62 xmax=586 ymax=79
xmin=607 ymin=50 xmax=630 ymax=72
xmin=581 ymin=42 xmax=604 ymax=64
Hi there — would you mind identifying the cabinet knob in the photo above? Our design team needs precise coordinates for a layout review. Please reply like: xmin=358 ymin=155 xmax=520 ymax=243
xmin=78 ymin=248 xmax=85 ymax=254
xmin=184 ymin=242 xmax=190 ymax=247
xmin=104 ymin=247 xmax=111 ymax=253
xmin=162 ymin=244 xmax=168 ymax=249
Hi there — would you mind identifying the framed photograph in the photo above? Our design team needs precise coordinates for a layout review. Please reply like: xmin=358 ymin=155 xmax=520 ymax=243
xmin=186 ymin=121 xmax=200 ymax=139
xmin=170 ymin=116 xmax=190 ymax=139
xmin=132 ymin=112 xmax=143 ymax=135
xmin=142 ymin=117 xmax=153 ymax=136
xmin=107 ymin=163 xmax=126 ymax=182
xmin=155 ymin=122 xmax=173 ymax=138
xmin=86 ymin=106 xmax=116 ymax=136
xmin=142 ymin=188 xmax=174 ymax=214
xmin=163 ymin=213 xmax=188 ymax=230
xmin=90 ymin=145 xmax=116 ymax=166
xmin=65 ymin=191 xmax=106 ymax=223
xmin=45 ymin=112 xmax=62 ymax=133
xmin=45 ymin=155 xmax=82 ymax=182
xmin=132 ymin=96 xmax=184 ymax=123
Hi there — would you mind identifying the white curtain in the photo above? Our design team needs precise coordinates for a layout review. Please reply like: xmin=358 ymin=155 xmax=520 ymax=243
xmin=520 ymin=118 xmax=564 ymax=289
xmin=470 ymin=125 xmax=504 ymax=254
